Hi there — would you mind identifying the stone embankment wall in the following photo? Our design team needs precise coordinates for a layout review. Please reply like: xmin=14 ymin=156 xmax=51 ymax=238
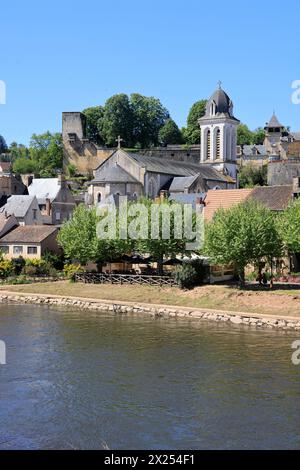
xmin=1 ymin=292 xmax=300 ymax=331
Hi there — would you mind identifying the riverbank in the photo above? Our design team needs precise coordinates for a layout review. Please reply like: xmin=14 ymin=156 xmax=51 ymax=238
xmin=1 ymin=281 xmax=300 ymax=330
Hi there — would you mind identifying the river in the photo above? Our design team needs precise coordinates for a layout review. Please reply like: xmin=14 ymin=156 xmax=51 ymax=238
xmin=0 ymin=303 xmax=300 ymax=449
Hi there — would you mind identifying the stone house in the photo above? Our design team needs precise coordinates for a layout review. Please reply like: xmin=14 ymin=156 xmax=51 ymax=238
xmin=0 ymin=195 xmax=43 ymax=225
xmin=28 ymin=175 xmax=76 ymax=225
xmin=0 ymin=225 xmax=59 ymax=260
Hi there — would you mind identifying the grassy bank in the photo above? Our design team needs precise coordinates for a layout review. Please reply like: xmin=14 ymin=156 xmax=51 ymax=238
xmin=1 ymin=281 xmax=300 ymax=317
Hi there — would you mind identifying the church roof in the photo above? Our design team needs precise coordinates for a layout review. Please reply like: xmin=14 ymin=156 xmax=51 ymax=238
xmin=265 ymin=113 xmax=284 ymax=129
xmin=91 ymin=162 xmax=141 ymax=184
xmin=125 ymin=151 xmax=228 ymax=181
xmin=200 ymin=86 xmax=239 ymax=122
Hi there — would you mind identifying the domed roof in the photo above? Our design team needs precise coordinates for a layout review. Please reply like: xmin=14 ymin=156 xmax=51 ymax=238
xmin=0 ymin=135 xmax=7 ymax=153
xmin=207 ymin=88 xmax=233 ymax=116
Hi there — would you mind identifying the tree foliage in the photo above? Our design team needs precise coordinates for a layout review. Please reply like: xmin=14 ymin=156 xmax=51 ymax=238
xmin=203 ymin=201 xmax=283 ymax=284
xmin=83 ymin=106 xmax=104 ymax=145
xmin=277 ymin=199 xmax=300 ymax=254
xmin=182 ymin=100 xmax=207 ymax=145
xmin=238 ymin=165 xmax=267 ymax=188
xmin=158 ymin=118 xmax=183 ymax=146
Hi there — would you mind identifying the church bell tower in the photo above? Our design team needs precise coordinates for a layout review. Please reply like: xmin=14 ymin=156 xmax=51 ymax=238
xmin=198 ymin=83 xmax=240 ymax=182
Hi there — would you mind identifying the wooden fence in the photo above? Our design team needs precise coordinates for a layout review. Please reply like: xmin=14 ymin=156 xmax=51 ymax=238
xmin=74 ymin=272 xmax=178 ymax=286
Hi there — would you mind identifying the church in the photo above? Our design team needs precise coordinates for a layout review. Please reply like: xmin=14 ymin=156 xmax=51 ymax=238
xmin=84 ymin=85 xmax=239 ymax=205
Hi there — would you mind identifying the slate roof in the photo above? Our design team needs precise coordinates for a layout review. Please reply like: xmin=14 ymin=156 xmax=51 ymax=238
xmin=0 ymin=195 xmax=35 ymax=218
xmin=124 ymin=151 xmax=228 ymax=181
xmin=0 ymin=225 xmax=57 ymax=243
xmin=291 ymin=132 xmax=300 ymax=141
xmin=242 ymin=145 xmax=267 ymax=156
xmin=91 ymin=163 xmax=140 ymax=184
xmin=0 ymin=213 xmax=18 ymax=235
xmin=169 ymin=174 xmax=202 ymax=192
xmin=28 ymin=178 xmax=61 ymax=203
xmin=200 ymin=87 xmax=239 ymax=122
xmin=169 ymin=193 xmax=206 ymax=210
xmin=250 ymin=185 xmax=293 ymax=211
xmin=266 ymin=113 xmax=284 ymax=129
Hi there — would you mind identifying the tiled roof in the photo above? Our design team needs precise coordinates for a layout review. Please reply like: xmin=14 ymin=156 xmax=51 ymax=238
xmin=0 ymin=225 xmax=57 ymax=243
xmin=204 ymin=185 xmax=295 ymax=221
xmin=0 ymin=213 xmax=18 ymax=234
xmin=250 ymin=185 xmax=293 ymax=211
xmin=204 ymin=189 xmax=253 ymax=221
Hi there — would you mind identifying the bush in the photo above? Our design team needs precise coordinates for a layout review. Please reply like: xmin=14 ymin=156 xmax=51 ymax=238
xmin=42 ymin=250 xmax=64 ymax=270
xmin=63 ymin=263 xmax=85 ymax=279
xmin=174 ymin=264 xmax=198 ymax=289
xmin=0 ymin=260 xmax=14 ymax=278
xmin=23 ymin=259 xmax=52 ymax=276
xmin=11 ymin=256 xmax=26 ymax=275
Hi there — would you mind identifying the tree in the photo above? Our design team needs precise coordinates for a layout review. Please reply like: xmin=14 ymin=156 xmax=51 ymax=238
xmin=182 ymin=100 xmax=207 ymax=145
xmin=237 ymin=124 xmax=253 ymax=145
xmin=253 ymin=127 xmax=265 ymax=145
xmin=277 ymin=199 xmax=300 ymax=255
xmin=238 ymin=165 xmax=267 ymax=188
xmin=82 ymin=106 xmax=104 ymax=145
xmin=100 ymin=94 xmax=134 ymax=147
xmin=130 ymin=93 xmax=170 ymax=147
xmin=135 ymin=198 xmax=196 ymax=274
xmin=57 ymin=204 xmax=99 ymax=265
xmin=158 ymin=118 xmax=183 ymax=146
xmin=12 ymin=157 xmax=38 ymax=174
xmin=203 ymin=201 xmax=283 ymax=285
xmin=9 ymin=142 xmax=30 ymax=161
xmin=29 ymin=132 xmax=63 ymax=176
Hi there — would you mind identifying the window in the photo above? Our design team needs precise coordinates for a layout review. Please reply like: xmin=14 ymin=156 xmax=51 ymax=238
xmin=33 ymin=209 xmax=37 ymax=220
xmin=0 ymin=246 xmax=9 ymax=254
xmin=206 ymin=130 xmax=211 ymax=159
xmin=13 ymin=246 xmax=23 ymax=255
xmin=55 ymin=211 xmax=61 ymax=221
xmin=216 ymin=129 xmax=221 ymax=159
xmin=27 ymin=246 xmax=37 ymax=255
xmin=97 ymin=193 xmax=102 ymax=203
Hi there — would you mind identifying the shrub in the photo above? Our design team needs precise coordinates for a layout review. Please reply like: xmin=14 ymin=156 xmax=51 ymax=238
xmin=23 ymin=259 xmax=52 ymax=276
xmin=174 ymin=264 xmax=198 ymax=289
xmin=0 ymin=260 xmax=13 ymax=278
xmin=42 ymin=250 xmax=64 ymax=270
xmin=63 ymin=263 xmax=85 ymax=279
xmin=11 ymin=256 xmax=26 ymax=275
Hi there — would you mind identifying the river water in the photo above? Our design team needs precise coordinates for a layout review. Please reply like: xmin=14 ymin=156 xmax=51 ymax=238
xmin=0 ymin=303 xmax=300 ymax=449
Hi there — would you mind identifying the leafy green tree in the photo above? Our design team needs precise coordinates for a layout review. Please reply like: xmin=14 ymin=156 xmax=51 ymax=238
xmin=29 ymin=132 xmax=63 ymax=176
xmin=238 ymin=165 xmax=267 ymax=188
xmin=0 ymin=135 xmax=7 ymax=153
xmin=100 ymin=94 xmax=134 ymax=147
xmin=182 ymin=100 xmax=207 ymax=145
xmin=253 ymin=127 xmax=265 ymax=145
xmin=82 ymin=106 xmax=104 ymax=145
xmin=9 ymin=142 xmax=30 ymax=161
xmin=158 ymin=118 xmax=183 ymax=146
xmin=203 ymin=201 xmax=282 ymax=285
xmin=130 ymin=93 xmax=170 ymax=147
xmin=135 ymin=198 xmax=196 ymax=274
xmin=12 ymin=157 xmax=38 ymax=174
xmin=237 ymin=124 xmax=253 ymax=145
xmin=277 ymin=199 xmax=300 ymax=254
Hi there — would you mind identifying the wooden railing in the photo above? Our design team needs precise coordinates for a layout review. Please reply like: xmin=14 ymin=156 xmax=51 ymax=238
xmin=74 ymin=272 xmax=178 ymax=286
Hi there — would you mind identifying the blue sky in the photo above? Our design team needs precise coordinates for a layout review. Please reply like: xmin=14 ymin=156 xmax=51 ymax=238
xmin=1 ymin=0 xmax=300 ymax=145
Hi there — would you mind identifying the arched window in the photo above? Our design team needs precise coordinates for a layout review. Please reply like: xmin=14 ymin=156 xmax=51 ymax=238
xmin=148 ymin=177 xmax=157 ymax=198
xmin=97 ymin=193 xmax=102 ymax=203
xmin=216 ymin=129 xmax=221 ymax=159
xmin=206 ymin=130 xmax=211 ymax=160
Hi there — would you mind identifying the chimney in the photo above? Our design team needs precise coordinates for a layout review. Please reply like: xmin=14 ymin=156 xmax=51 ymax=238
xmin=293 ymin=177 xmax=300 ymax=194
xmin=46 ymin=198 xmax=51 ymax=216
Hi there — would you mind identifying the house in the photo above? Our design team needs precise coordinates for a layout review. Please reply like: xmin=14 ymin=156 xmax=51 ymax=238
xmin=0 ymin=212 xmax=19 ymax=238
xmin=0 ymin=225 xmax=59 ymax=260
xmin=28 ymin=174 xmax=76 ymax=225
xmin=0 ymin=195 xmax=43 ymax=225
xmin=0 ymin=173 xmax=27 ymax=204
xmin=87 ymin=148 xmax=233 ymax=205
xmin=0 ymin=162 xmax=12 ymax=174
xmin=204 ymin=183 xmax=297 ymax=222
